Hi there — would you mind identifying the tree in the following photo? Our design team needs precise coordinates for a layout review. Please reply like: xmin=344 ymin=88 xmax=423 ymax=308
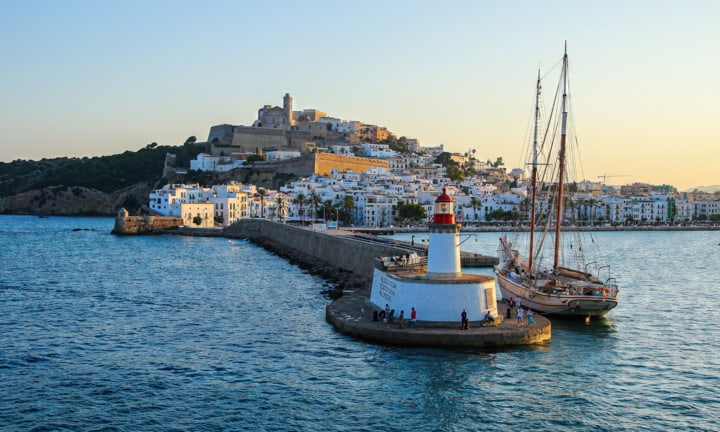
xmin=184 ymin=136 xmax=197 ymax=146
xmin=322 ymin=199 xmax=336 ymax=222
xmin=340 ymin=195 xmax=355 ymax=225
xmin=246 ymin=154 xmax=265 ymax=163
xmin=396 ymin=201 xmax=426 ymax=224
xmin=294 ymin=193 xmax=306 ymax=224
xmin=470 ymin=196 xmax=481 ymax=222
xmin=446 ymin=165 xmax=465 ymax=182
xmin=256 ymin=188 xmax=267 ymax=218
xmin=309 ymin=192 xmax=322 ymax=222
xmin=434 ymin=152 xmax=455 ymax=167
xmin=192 ymin=215 xmax=203 ymax=226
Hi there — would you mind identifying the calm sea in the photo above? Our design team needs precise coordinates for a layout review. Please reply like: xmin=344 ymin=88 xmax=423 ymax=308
xmin=1 ymin=216 xmax=719 ymax=432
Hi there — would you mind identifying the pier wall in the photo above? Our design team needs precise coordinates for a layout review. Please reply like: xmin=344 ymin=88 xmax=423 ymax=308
xmin=223 ymin=219 xmax=412 ymax=280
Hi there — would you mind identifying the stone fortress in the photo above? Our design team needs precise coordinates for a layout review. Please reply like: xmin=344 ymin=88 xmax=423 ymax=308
xmin=205 ymin=93 xmax=401 ymax=158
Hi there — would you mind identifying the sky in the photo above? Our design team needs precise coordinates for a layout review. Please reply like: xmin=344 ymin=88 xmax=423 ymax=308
xmin=1 ymin=0 xmax=718 ymax=191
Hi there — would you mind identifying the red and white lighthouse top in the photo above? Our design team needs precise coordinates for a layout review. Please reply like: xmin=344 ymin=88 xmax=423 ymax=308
xmin=433 ymin=188 xmax=455 ymax=224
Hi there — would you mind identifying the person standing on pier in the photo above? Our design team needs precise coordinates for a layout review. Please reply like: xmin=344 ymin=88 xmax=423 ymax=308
xmin=461 ymin=309 xmax=469 ymax=330
xmin=517 ymin=307 xmax=524 ymax=326
xmin=410 ymin=307 xmax=417 ymax=328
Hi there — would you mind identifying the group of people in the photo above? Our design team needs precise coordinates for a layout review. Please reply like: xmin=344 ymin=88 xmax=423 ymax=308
xmin=460 ymin=308 xmax=498 ymax=330
xmin=506 ymin=296 xmax=536 ymax=326
xmin=378 ymin=304 xmax=417 ymax=329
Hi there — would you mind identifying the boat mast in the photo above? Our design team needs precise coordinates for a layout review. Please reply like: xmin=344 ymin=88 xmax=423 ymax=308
xmin=528 ymin=69 xmax=541 ymax=273
xmin=553 ymin=43 xmax=568 ymax=270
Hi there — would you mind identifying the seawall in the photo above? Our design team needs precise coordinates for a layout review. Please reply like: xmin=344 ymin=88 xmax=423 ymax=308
xmin=223 ymin=219 xmax=414 ymax=282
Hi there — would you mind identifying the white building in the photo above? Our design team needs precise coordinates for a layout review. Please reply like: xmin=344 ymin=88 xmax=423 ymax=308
xmin=385 ymin=157 xmax=407 ymax=173
xmin=149 ymin=184 xmax=212 ymax=217
xmin=190 ymin=153 xmax=244 ymax=172
xmin=265 ymin=150 xmax=301 ymax=161
xmin=210 ymin=183 xmax=251 ymax=226
xmin=359 ymin=194 xmax=398 ymax=227
xmin=362 ymin=143 xmax=397 ymax=158
xmin=180 ymin=201 xmax=215 ymax=228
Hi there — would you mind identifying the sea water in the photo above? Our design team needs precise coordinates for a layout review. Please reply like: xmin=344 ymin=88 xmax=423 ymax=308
xmin=1 ymin=216 xmax=718 ymax=431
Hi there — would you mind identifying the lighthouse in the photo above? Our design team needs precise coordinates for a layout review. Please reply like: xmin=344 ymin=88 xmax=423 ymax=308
xmin=426 ymin=188 xmax=461 ymax=278
xmin=369 ymin=188 xmax=499 ymax=322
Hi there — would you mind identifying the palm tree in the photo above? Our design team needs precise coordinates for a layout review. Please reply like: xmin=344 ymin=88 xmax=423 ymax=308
xmin=294 ymin=193 xmax=306 ymax=225
xmin=309 ymin=192 xmax=322 ymax=222
xmin=256 ymin=188 xmax=267 ymax=219
xmin=470 ymin=196 xmax=481 ymax=223
xmin=322 ymin=199 xmax=335 ymax=222
xmin=341 ymin=195 xmax=356 ymax=226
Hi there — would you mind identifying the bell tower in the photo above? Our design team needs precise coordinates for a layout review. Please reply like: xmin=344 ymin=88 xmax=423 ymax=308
xmin=283 ymin=93 xmax=294 ymax=126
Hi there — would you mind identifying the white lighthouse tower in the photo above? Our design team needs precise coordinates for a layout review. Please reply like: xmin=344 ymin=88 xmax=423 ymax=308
xmin=427 ymin=188 xmax=461 ymax=278
xmin=369 ymin=188 xmax=498 ymax=322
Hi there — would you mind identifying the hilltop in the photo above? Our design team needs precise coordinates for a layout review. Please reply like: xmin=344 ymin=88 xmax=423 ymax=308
xmin=0 ymin=142 xmax=308 ymax=216
xmin=684 ymin=185 xmax=720 ymax=193
xmin=0 ymin=144 xmax=204 ymax=216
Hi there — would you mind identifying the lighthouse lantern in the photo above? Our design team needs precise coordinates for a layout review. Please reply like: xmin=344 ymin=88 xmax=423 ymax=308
xmin=433 ymin=188 xmax=455 ymax=224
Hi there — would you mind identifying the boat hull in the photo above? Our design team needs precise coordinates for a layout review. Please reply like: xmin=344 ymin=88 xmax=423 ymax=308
xmin=496 ymin=272 xmax=617 ymax=317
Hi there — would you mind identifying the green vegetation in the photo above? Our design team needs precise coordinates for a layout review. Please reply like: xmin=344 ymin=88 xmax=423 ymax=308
xmin=395 ymin=201 xmax=426 ymax=224
xmin=0 ymin=144 xmax=204 ymax=197
xmin=381 ymin=136 xmax=412 ymax=154
xmin=486 ymin=208 xmax=520 ymax=222
xmin=246 ymin=154 xmax=265 ymax=163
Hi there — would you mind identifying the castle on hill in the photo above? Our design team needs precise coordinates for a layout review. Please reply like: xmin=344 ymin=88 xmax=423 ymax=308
xmin=205 ymin=93 xmax=412 ymax=157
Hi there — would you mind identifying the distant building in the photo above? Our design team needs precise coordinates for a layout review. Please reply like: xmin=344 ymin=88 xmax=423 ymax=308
xmin=190 ymin=153 xmax=244 ymax=172
xmin=181 ymin=201 xmax=214 ymax=228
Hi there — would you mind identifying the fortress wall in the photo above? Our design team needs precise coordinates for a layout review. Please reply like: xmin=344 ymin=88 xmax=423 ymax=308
xmin=247 ymin=153 xmax=390 ymax=177
xmin=112 ymin=215 xmax=184 ymax=235
xmin=313 ymin=153 xmax=390 ymax=175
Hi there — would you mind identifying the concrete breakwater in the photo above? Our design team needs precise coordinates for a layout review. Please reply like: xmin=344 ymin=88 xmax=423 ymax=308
xmin=223 ymin=219 xmax=414 ymax=287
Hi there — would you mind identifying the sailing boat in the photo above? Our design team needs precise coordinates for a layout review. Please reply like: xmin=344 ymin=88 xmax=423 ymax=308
xmin=495 ymin=44 xmax=619 ymax=317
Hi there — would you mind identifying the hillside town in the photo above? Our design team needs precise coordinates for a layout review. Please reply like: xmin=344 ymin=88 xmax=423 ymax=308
xmin=149 ymin=94 xmax=720 ymax=229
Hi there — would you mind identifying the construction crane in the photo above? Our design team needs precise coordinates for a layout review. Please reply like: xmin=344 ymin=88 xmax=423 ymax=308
xmin=597 ymin=174 xmax=629 ymax=184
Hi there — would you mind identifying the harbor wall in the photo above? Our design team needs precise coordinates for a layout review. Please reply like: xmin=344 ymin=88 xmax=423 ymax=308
xmin=223 ymin=219 xmax=413 ymax=281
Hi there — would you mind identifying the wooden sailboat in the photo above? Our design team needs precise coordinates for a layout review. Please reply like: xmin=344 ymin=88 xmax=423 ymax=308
xmin=495 ymin=44 xmax=619 ymax=317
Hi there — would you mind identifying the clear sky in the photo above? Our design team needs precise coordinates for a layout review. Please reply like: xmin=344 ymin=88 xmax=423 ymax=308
xmin=1 ymin=0 xmax=718 ymax=190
